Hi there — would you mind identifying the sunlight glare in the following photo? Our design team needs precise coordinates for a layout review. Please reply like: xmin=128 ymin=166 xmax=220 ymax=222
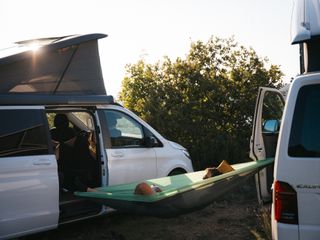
xmin=29 ymin=42 xmax=41 ymax=52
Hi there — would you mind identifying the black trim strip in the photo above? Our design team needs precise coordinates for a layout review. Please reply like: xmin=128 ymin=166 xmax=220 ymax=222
xmin=0 ymin=94 xmax=114 ymax=106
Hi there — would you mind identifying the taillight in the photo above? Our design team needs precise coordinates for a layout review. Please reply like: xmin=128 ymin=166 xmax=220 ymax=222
xmin=274 ymin=181 xmax=298 ymax=224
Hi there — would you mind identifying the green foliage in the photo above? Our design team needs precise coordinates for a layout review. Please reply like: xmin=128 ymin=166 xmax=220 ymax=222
xmin=119 ymin=37 xmax=283 ymax=170
xmin=47 ymin=113 xmax=55 ymax=129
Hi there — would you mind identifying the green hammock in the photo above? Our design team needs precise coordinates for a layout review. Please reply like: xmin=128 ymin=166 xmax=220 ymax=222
xmin=75 ymin=158 xmax=273 ymax=217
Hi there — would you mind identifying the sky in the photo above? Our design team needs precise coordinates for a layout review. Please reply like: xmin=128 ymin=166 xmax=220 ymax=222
xmin=0 ymin=0 xmax=299 ymax=98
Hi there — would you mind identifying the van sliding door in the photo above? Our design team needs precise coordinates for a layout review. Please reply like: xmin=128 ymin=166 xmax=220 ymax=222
xmin=0 ymin=107 xmax=59 ymax=239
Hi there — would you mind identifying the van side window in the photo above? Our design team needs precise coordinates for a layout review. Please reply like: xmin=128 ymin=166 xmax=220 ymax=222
xmin=0 ymin=110 xmax=49 ymax=157
xmin=261 ymin=92 xmax=284 ymax=158
xmin=262 ymin=92 xmax=284 ymax=128
xmin=289 ymin=85 xmax=320 ymax=157
xmin=104 ymin=110 xmax=145 ymax=148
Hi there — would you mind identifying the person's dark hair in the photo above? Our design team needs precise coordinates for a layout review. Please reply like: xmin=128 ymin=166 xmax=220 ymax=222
xmin=54 ymin=114 xmax=69 ymax=129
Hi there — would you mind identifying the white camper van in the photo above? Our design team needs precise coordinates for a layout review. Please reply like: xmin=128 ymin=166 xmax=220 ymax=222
xmin=0 ymin=34 xmax=193 ymax=239
xmin=250 ymin=0 xmax=320 ymax=239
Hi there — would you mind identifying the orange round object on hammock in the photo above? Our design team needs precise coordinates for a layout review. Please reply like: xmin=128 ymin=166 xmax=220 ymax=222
xmin=134 ymin=182 xmax=155 ymax=195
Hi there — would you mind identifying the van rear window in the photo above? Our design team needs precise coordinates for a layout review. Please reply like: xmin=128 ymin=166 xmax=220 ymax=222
xmin=288 ymin=84 xmax=320 ymax=157
xmin=0 ymin=109 xmax=49 ymax=157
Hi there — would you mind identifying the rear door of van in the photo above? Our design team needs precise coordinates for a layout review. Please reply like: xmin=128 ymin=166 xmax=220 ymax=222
xmin=0 ymin=107 xmax=59 ymax=239
xmin=250 ymin=87 xmax=285 ymax=203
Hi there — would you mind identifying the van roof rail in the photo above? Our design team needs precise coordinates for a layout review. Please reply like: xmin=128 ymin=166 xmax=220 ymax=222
xmin=0 ymin=94 xmax=114 ymax=106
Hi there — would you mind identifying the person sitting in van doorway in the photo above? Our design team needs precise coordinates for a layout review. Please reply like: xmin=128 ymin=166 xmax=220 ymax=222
xmin=50 ymin=114 xmax=76 ymax=143
xmin=50 ymin=114 xmax=76 ymax=164
xmin=50 ymin=114 xmax=96 ymax=192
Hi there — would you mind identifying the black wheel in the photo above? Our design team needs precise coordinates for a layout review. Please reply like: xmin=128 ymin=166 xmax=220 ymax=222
xmin=168 ymin=169 xmax=186 ymax=176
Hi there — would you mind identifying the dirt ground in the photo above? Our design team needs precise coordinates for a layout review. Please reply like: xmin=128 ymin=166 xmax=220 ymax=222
xmin=24 ymin=176 xmax=270 ymax=240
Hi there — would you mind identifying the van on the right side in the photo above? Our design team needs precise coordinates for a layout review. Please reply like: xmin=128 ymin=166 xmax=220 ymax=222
xmin=250 ymin=0 xmax=320 ymax=239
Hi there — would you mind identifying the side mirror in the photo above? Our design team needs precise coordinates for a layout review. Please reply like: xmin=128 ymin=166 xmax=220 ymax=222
xmin=263 ymin=119 xmax=280 ymax=133
xmin=144 ymin=136 xmax=157 ymax=148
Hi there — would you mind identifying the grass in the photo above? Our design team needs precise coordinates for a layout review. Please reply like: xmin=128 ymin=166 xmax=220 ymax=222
xmin=258 ymin=204 xmax=272 ymax=240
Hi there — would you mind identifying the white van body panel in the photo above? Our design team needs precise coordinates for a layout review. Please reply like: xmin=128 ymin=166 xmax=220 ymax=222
xmin=107 ymin=147 xmax=157 ymax=185
xmin=0 ymin=155 xmax=59 ymax=239
xmin=156 ymin=141 xmax=193 ymax=176
xmin=272 ymin=74 xmax=320 ymax=239
xmin=273 ymin=222 xmax=299 ymax=240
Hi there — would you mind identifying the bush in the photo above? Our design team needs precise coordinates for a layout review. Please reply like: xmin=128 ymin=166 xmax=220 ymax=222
xmin=120 ymin=36 xmax=283 ymax=169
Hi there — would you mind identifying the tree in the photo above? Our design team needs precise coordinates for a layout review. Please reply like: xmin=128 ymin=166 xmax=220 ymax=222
xmin=119 ymin=37 xmax=283 ymax=170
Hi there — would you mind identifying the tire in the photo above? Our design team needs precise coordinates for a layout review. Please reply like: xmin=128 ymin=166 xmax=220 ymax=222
xmin=168 ymin=169 xmax=186 ymax=176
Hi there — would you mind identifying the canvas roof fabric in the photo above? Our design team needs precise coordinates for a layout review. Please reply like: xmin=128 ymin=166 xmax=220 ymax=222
xmin=0 ymin=34 xmax=107 ymax=95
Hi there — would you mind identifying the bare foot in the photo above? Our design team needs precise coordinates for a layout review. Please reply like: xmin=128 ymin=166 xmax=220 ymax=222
xmin=87 ymin=187 xmax=97 ymax=192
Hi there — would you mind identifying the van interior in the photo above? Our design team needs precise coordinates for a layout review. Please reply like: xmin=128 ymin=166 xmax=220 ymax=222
xmin=46 ymin=110 xmax=103 ymax=223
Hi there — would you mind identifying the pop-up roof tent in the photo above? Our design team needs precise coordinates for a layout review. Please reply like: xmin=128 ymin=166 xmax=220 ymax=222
xmin=0 ymin=33 xmax=107 ymax=95
xmin=291 ymin=0 xmax=320 ymax=73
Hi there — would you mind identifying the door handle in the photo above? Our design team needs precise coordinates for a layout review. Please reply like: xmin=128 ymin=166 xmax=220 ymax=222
xmin=111 ymin=152 xmax=124 ymax=158
xmin=33 ymin=159 xmax=51 ymax=166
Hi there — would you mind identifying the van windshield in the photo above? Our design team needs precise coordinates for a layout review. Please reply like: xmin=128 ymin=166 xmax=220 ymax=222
xmin=288 ymin=84 xmax=320 ymax=157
